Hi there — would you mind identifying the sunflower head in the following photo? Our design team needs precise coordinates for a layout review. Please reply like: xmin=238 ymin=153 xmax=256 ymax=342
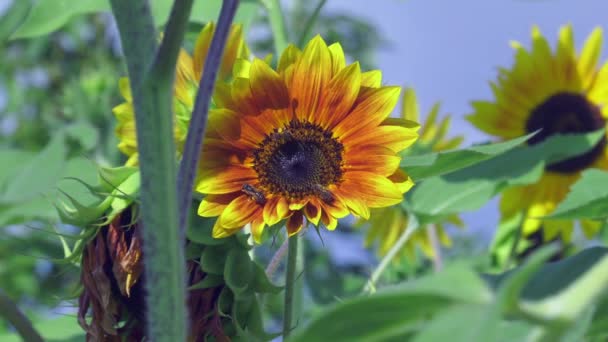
xmin=197 ymin=36 xmax=420 ymax=242
xmin=113 ymin=22 xmax=249 ymax=166
xmin=362 ymin=88 xmax=464 ymax=262
xmin=467 ymin=24 xmax=608 ymax=241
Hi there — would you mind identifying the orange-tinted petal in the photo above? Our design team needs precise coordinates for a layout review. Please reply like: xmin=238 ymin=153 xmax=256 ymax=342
xmin=196 ymin=165 xmax=257 ymax=194
xmin=286 ymin=210 xmax=305 ymax=236
xmin=249 ymin=58 xmax=290 ymax=109
xmin=219 ymin=194 xmax=262 ymax=229
xmin=334 ymin=86 xmax=401 ymax=139
xmin=304 ymin=200 xmax=322 ymax=226
xmin=342 ymin=171 xmax=404 ymax=208
xmin=318 ymin=62 xmax=361 ymax=129
xmin=289 ymin=36 xmax=332 ymax=121
xmin=198 ymin=193 xmax=240 ymax=217
xmin=344 ymin=145 xmax=400 ymax=176
xmin=344 ymin=124 xmax=418 ymax=153
xmin=263 ymin=196 xmax=286 ymax=226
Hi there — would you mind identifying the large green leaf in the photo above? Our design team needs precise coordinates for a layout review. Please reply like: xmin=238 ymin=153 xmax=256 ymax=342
xmin=289 ymin=265 xmax=492 ymax=342
xmin=0 ymin=136 xmax=66 ymax=204
xmin=545 ymin=169 xmax=608 ymax=220
xmin=0 ymin=0 xmax=32 ymax=42
xmin=408 ymin=131 xmax=603 ymax=216
xmin=11 ymin=0 xmax=259 ymax=39
xmin=401 ymin=133 xmax=533 ymax=181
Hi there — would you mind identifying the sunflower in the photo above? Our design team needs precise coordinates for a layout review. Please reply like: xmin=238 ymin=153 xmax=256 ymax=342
xmin=113 ymin=22 xmax=249 ymax=166
xmin=196 ymin=36 xmax=420 ymax=242
xmin=468 ymin=25 xmax=608 ymax=241
xmin=363 ymin=87 xmax=464 ymax=261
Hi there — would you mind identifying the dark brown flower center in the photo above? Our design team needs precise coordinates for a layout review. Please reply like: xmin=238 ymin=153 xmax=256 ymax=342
xmin=252 ymin=119 xmax=343 ymax=200
xmin=526 ymin=92 xmax=606 ymax=173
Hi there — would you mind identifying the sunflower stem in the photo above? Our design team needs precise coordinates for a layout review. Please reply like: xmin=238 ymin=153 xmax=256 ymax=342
xmin=283 ymin=232 xmax=299 ymax=338
xmin=296 ymin=0 xmax=327 ymax=48
xmin=426 ymin=223 xmax=443 ymax=272
xmin=0 ymin=290 xmax=43 ymax=342
xmin=177 ymin=0 xmax=239 ymax=238
xmin=363 ymin=215 xmax=419 ymax=294
xmin=265 ymin=235 xmax=290 ymax=279
xmin=109 ymin=0 xmax=194 ymax=339
xmin=261 ymin=0 xmax=289 ymax=54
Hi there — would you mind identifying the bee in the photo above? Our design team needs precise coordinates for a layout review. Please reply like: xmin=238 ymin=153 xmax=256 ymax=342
xmin=242 ymin=184 xmax=267 ymax=205
xmin=314 ymin=184 xmax=335 ymax=204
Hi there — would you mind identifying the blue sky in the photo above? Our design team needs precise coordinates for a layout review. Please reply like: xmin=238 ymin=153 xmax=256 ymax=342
xmin=325 ymin=0 xmax=608 ymax=235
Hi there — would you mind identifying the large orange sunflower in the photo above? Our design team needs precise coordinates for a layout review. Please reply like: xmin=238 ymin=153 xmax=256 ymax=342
xmin=113 ymin=23 xmax=249 ymax=166
xmin=196 ymin=36 xmax=420 ymax=242
xmin=468 ymin=25 xmax=608 ymax=241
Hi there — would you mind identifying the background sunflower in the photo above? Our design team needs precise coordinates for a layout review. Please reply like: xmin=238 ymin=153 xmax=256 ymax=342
xmin=468 ymin=25 xmax=608 ymax=242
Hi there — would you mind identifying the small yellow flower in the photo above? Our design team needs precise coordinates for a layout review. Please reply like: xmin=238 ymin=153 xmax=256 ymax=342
xmin=362 ymin=87 xmax=464 ymax=261
xmin=468 ymin=25 xmax=608 ymax=241
xmin=113 ymin=23 xmax=249 ymax=166
xmin=196 ymin=36 xmax=420 ymax=242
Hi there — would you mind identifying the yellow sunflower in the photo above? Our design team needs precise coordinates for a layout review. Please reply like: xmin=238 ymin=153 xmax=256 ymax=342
xmin=113 ymin=22 xmax=249 ymax=166
xmin=468 ymin=25 xmax=608 ymax=241
xmin=363 ymin=87 xmax=464 ymax=261
xmin=196 ymin=36 xmax=420 ymax=242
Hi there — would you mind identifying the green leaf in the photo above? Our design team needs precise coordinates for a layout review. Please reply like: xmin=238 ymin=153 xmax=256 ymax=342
xmin=0 ymin=0 xmax=32 ymax=42
xmin=11 ymin=0 xmax=110 ymax=39
xmin=11 ymin=0 xmax=260 ymax=39
xmin=224 ymin=248 xmax=253 ymax=296
xmin=0 ymin=135 xmax=66 ymax=204
xmin=188 ymin=273 xmax=224 ymax=290
xmin=290 ymin=293 xmax=447 ymax=342
xmin=64 ymin=121 xmax=100 ymax=151
xmin=401 ymin=133 xmax=533 ymax=181
xmin=546 ymin=169 xmax=608 ymax=220
xmin=186 ymin=215 xmax=225 ymax=246
xmin=408 ymin=130 xmax=604 ymax=216
xmin=251 ymin=263 xmax=282 ymax=294
xmin=200 ymin=245 xmax=229 ymax=275
xmin=290 ymin=264 xmax=491 ymax=342
xmin=412 ymin=304 xmax=501 ymax=342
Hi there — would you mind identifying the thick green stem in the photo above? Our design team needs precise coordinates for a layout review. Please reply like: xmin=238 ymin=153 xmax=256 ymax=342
xmin=363 ymin=215 xmax=419 ymax=294
xmin=0 ymin=290 xmax=43 ymax=342
xmin=261 ymin=0 xmax=289 ymax=53
xmin=109 ymin=0 xmax=194 ymax=340
xmin=283 ymin=233 xmax=299 ymax=338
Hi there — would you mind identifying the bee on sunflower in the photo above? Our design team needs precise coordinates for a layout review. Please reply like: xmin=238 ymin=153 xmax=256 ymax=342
xmin=362 ymin=87 xmax=464 ymax=262
xmin=113 ymin=22 xmax=249 ymax=166
xmin=196 ymin=36 xmax=420 ymax=243
xmin=468 ymin=25 xmax=608 ymax=242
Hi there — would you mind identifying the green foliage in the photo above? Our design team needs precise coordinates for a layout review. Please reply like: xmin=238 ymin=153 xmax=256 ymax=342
xmin=11 ymin=0 xmax=260 ymax=39
xmin=546 ymin=169 xmax=608 ymax=220
xmin=407 ymin=130 xmax=604 ymax=218
xmin=0 ymin=315 xmax=84 ymax=342
xmin=291 ymin=247 xmax=608 ymax=341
